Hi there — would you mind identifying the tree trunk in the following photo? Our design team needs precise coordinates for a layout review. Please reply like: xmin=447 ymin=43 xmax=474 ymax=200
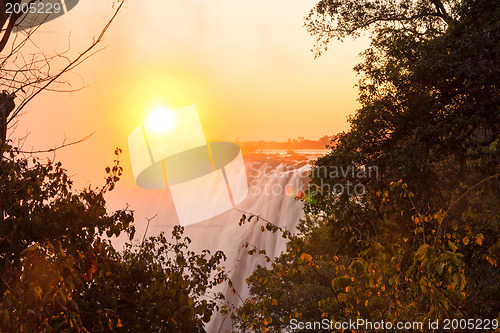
xmin=0 ymin=92 xmax=15 ymax=149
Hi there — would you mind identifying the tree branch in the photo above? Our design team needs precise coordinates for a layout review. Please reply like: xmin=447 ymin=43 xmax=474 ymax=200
xmin=17 ymin=131 xmax=96 ymax=154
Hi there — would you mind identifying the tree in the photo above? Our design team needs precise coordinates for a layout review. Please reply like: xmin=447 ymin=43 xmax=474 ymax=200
xmin=0 ymin=2 xmax=138 ymax=330
xmin=305 ymin=0 xmax=456 ymax=57
xmin=77 ymin=226 xmax=227 ymax=332
xmin=0 ymin=0 xmax=125 ymax=146
xmin=234 ymin=0 xmax=499 ymax=331
xmin=1 ymin=2 xmax=230 ymax=331
xmin=0 ymin=147 xmax=136 ymax=331
xmin=1 ymin=146 xmax=228 ymax=332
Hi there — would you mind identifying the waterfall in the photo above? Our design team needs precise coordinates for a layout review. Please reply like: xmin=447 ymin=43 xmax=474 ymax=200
xmin=187 ymin=156 xmax=311 ymax=332
xmin=107 ymin=153 xmax=315 ymax=331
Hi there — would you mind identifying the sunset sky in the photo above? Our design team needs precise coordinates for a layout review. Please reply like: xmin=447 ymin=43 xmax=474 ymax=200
xmin=11 ymin=0 xmax=368 ymax=189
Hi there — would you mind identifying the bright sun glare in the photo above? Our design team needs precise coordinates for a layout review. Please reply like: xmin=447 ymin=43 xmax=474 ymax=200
xmin=146 ymin=106 xmax=175 ymax=133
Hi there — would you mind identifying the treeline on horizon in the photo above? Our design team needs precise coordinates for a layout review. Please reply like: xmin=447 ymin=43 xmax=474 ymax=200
xmin=236 ymin=135 xmax=335 ymax=152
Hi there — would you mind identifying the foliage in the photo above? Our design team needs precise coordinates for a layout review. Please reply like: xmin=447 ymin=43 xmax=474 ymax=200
xmin=2 ymin=0 xmax=230 ymax=331
xmin=305 ymin=0 xmax=457 ymax=57
xmin=0 ymin=146 xmax=227 ymax=332
xmin=77 ymin=226 xmax=227 ymax=332
xmin=234 ymin=0 xmax=500 ymax=331
xmin=0 ymin=146 xmax=134 ymax=332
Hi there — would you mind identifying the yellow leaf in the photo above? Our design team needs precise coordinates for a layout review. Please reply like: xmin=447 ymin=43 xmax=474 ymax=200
xmin=116 ymin=318 xmax=123 ymax=328
xmin=33 ymin=286 xmax=42 ymax=299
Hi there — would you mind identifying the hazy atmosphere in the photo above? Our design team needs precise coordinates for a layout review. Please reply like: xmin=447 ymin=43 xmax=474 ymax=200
xmin=13 ymin=0 xmax=367 ymax=187
xmin=1 ymin=0 xmax=498 ymax=331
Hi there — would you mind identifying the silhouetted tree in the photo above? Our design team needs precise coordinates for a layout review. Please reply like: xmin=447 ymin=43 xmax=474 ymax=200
xmin=234 ymin=0 xmax=499 ymax=331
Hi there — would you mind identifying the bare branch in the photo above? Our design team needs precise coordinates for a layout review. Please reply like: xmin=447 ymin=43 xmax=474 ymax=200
xmin=17 ymin=131 xmax=96 ymax=154
xmin=9 ymin=1 xmax=125 ymax=122
xmin=0 ymin=0 xmax=126 ymax=145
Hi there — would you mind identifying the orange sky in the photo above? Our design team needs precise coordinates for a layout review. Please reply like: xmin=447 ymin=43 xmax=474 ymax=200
xmin=11 ymin=0 xmax=368 ymax=187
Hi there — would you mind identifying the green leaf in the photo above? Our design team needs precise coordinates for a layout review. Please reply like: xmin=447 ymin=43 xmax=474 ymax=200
xmin=448 ymin=240 xmax=457 ymax=252
xmin=435 ymin=263 xmax=444 ymax=275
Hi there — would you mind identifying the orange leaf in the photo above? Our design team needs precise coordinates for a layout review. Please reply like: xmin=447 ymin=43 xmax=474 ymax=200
xmin=476 ymin=233 xmax=484 ymax=246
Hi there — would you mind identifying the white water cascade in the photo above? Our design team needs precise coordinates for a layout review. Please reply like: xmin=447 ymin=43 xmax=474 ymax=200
xmin=203 ymin=157 xmax=310 ymax=332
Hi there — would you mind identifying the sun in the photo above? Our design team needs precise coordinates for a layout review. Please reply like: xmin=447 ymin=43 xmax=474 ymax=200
xmin=146 ymin=106 xmax=175 ymax=133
